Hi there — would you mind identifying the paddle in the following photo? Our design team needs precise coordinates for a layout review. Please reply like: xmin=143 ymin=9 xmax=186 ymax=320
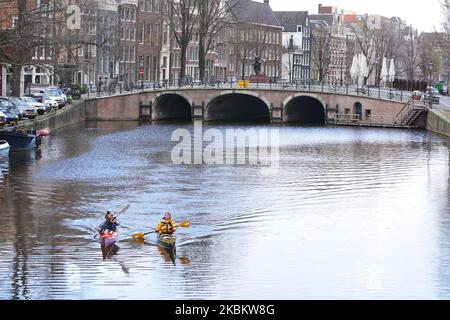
xmin=130 ymin=220 xmax=191 ymax=240
xmin=94 ymin=204 xmax=130 ymax=239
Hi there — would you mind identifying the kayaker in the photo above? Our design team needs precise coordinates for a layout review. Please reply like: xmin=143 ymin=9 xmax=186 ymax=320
xmin=99 ymin=211 xmax=119 ymax=234
xmin=156 ymin=212 xmax=177 ymax=235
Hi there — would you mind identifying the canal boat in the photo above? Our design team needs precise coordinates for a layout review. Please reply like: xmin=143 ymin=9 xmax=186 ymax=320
xmin=0 ymin=127 xmax=41 ymax=151
xmin=0 ymin=140 xmax=10 ymax=153
xmin=99 ymin=231 xmax=119 ymax=247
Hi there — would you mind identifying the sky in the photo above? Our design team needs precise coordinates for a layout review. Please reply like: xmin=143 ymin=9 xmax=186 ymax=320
xmin=269 ymin=0 xmax=442 ymax=32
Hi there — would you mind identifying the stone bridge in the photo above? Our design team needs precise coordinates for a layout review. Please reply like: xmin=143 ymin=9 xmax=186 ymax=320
xmin=84 ymin=88 xmax=417 ymax=125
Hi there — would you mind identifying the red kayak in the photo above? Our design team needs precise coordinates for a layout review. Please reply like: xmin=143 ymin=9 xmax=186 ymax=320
xmin=99 ymin=231 xmax=119 ymax=247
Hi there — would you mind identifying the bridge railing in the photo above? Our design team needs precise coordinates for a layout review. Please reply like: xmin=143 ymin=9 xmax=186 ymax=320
xmin=90 ymin=78 xmax=420 ymax=104
xmin=333 ymin=113 xmax=397 ymax=127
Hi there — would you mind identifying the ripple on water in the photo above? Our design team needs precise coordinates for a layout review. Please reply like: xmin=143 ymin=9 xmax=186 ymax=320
xmin=0 ymin=123 xmax=449 ymax=299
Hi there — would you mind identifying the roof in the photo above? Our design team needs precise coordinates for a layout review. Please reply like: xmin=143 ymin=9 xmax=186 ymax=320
xmin=309 ymin=14 xmax=334 ymax=26
xmin=227 ymin=0 xmax=281 ymax=27
xmin=273 ymin=11 xmax=308 ymax=32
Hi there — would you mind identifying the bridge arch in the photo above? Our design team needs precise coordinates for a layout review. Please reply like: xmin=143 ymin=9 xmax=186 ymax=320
xmin=152 ymin=91 xmax=193 ymax=121
xmin=204 ymin=91 xmax=271 ymax=123
xmin=283 ymin=93 xmax=326 ymax=124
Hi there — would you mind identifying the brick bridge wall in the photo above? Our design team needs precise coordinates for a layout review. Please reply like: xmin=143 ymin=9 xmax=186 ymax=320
xmin=84 ymin=88 xmax=409 ymax=123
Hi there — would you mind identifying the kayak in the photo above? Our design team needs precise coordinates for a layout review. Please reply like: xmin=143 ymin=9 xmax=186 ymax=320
xmin=157 ymin=233 xmax=177 ymax=265
xmin=157 ymin=233 xmax=176 ymax=249
xmin=99 ymin=231 xmax=119 ymax=247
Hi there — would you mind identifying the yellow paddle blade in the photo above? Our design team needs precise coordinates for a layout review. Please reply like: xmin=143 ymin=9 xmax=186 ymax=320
xmin=178 ymin=221 xmax=191 ymax=228
xmin=179 ymin=257 xmax=191 ymax=265
xmin=132 ymin=233 xmax=145 ymax=239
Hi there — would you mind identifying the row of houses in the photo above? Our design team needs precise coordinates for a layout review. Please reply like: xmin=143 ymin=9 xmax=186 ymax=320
xmin=0 ymin=1 xmax=440 ymax=96
xmin=0 ymin=0 xmax=284 ymax=95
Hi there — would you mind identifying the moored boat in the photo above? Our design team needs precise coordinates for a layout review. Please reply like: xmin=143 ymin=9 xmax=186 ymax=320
xmin=99 ymin=231 xmax=119 ymax=247
xmin=0 ymin=127 xmax=41 ymax=151
xmin=0 ymin=140 xmax=10 ymax=153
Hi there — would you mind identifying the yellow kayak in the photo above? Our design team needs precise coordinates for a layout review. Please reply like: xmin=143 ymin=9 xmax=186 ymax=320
xmin=157 ymin=233 xmax=176 ymax=249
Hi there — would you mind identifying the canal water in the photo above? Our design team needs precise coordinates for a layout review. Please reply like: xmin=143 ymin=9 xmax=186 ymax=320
xmin=0 ymin=121 xmax=449 ymax=299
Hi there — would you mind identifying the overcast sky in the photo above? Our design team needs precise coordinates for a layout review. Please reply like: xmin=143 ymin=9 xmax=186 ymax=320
xmin=268 ymin=0 xmax=442 ymax=32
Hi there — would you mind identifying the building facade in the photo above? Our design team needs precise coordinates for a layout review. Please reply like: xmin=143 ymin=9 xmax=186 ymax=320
xmin=274 ymin=11 xmax=311 ymax=83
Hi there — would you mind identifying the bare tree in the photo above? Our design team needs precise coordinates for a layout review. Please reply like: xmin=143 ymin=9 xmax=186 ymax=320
xmin=398 ymin=28 xmax=421 ymax=80
xmin=310 ymin=21 xmax=331 ymax=82
xmin=165 ymin=0 xmax=198 ymax=82
xmin=0 ymin=0 xmax=62 ymax=95
xmin=349 ymin=16 xmax=399 ymax=85
xmin=197 ymin=0 xmax=240 ymax=82
xmin=0 ymin=0 xmax=114 ymax=94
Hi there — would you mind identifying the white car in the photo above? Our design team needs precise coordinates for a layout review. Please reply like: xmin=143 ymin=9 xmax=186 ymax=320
xmin=21 ymin=96 xmax=46 ymax=115
xmin=43 ymin=94 xmax=59 ymax=110
xmin=45 ymin=87 xmax=67 ymax=107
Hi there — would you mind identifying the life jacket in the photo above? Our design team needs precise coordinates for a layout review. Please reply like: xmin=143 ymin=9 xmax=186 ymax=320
xmin=101 ymin=219 xmax=118 ymax=232
xmin=156 ymin=218 xmax=177 ymax=234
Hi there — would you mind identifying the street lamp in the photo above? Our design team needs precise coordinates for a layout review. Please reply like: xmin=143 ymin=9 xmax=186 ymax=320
xmin=428 ymin=61 xmax=433 ymax=109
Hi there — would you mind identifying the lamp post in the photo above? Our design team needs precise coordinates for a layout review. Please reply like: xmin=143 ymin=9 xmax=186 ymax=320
xmin=428 ymin=61 xmax=433 ymax=109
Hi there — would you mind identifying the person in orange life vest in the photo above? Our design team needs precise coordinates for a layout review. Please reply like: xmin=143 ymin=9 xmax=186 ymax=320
xmin=155 ymin=212 xmax=177 ymax=235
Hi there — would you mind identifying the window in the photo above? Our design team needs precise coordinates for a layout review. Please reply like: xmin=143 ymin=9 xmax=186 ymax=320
xmin=153 ymin=0 xmax=159 ymax=12
xmin=146 ymin=23 xmax=152 ymax=44
xmin=131 ymin=26 xmax=136 ymax=41
xmin=163 ymin=24 xmax=169 ymax=45
xmin=189 ymin=47 xmax=199 ymax=61
xmin=153 ymin=23 xmax=160 ymax=46
xmin=139 ymin=22 xmax=145 ymax=44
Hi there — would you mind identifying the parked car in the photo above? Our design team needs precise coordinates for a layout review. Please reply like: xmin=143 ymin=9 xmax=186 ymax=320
xmin=45 ymin=87 xmax=67 ymax=108
xmin=0 ymin=110 xmax=6 ymax=126
xmin=42 ymin=93 xmax=59 ymax=110
xmin=8 ymin=97 xmax=38 ymax=119
xmin=20 ymin=96 xmax=46 ymax=115
xmin=0 ymin=101 xmax=20 ymax=125
xmin=25 ymin=84 xmax=67 ymax=108
xmin=0 ymin=97 xmax=22 ymax=120
xmin=423 ymin=93 xmax=440 ymax=104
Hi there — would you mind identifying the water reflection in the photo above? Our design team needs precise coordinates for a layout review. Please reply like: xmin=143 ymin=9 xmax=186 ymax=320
xmin=0 ymin=121 xmax=449 ymax=299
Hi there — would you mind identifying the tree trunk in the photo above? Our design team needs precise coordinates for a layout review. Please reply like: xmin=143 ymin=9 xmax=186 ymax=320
xmin=198 ymin=35 xmax=206 ymax=82
xmin=180 ymin=43 xmax=188 ymax=82
xmin=11 ymin=65 xmax=23 ymax=97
